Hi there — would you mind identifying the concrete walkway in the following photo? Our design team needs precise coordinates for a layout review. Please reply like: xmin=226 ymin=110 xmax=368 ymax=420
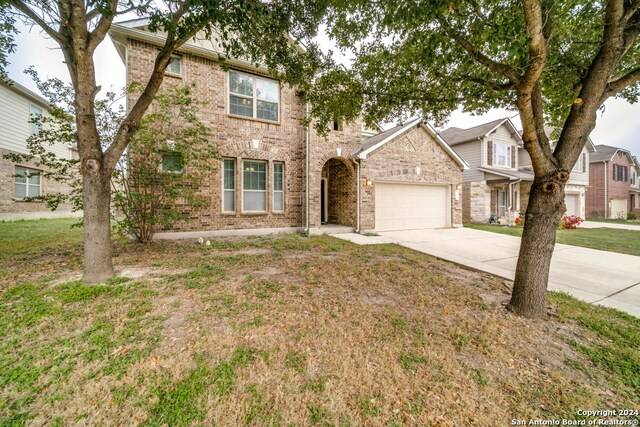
xmin=580 ymin=220 xmax=640 ymax=231
xmin=332 ymin=228 xmax=640 ymax=317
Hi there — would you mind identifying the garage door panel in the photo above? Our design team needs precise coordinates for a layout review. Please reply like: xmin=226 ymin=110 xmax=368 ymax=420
xmin=375 ymin=183 xmax=449 ymax=231
xmin=611 ymin=199 xmax=627 ymax=219
xmin=564 ymin=194 xmax=580 ymax=217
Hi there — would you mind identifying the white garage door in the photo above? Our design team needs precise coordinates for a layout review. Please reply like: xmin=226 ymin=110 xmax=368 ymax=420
xmin=610 ymin=199 xmax=627 ymax=219
xmin=375 ymin=183 xmax=450 ymax=231
xmin=564 ymin=193 xmax=580 ymax=217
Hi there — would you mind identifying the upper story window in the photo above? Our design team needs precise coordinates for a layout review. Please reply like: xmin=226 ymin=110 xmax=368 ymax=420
xmin=631 ymin=171 xmax=636 ymax=186
xmin=29 ymin=104 xmax=43 ymax=135
xmin=166 ymin=55 xmax=182 ymax=76
xmin=229 ymin=70 xmax=279 ymax=122
xmin=492 ymin=142 xmax=512 ymax=168
xmin=613 ymin=164 xmax=628 ymax=182
xmin=15 ymin=166 xmax=41 ymax=199
xmin=332 ymin=120 xmax=343 ymax=131
xmin=572 ymin=153 xmax=586 ymax=173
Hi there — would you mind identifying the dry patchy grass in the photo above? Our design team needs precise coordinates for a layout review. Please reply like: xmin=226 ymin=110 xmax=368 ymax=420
xmin=0 ymin=222 xmax=638 ymax=426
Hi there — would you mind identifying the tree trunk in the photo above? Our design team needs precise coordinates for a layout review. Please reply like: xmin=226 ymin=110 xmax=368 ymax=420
xmin=82 ymin=166 xmax=114 ymax=283
xmin=507 ymin=180 xmax=565 ymax=319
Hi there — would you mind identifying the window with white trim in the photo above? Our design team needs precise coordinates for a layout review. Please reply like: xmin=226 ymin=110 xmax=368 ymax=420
xmin=572 ymin=154 xmax=584 ymax=172
xmin=492 ymin=142 xmax=511 ymax=167
xmin=166 ymin=55 xmax=182 ymax=76
xmin=29 ymin=104 xmax=43 ymax=135
xmin=243 ymin=160 xmax=267 ymax=211
xmin=229 ymin=70 xmax=279 ymax=122
xmin=497 ymin=190 xmax=506 ymax=217
xmin=273 ymin=162 xmax=284 ymax=212
xmin=223 ymin=158 xmax=236 ymax=212
xmin=14 ymin=166 xmax=41 ymax=199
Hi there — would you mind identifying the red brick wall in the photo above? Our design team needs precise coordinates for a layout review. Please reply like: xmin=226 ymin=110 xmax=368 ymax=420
xmin=586 ymin=153 xmax=631 ymax=218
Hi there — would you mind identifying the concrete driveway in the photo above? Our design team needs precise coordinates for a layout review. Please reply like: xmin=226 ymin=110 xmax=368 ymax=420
xmin=333 ymin=228 xmax=640 ymax=317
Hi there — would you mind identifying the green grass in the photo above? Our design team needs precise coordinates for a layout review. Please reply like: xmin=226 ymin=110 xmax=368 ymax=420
xmin=0 ymin=218 xmax=82 ymax=259
xmin=465 ymin=223 xmax=640 ymax=256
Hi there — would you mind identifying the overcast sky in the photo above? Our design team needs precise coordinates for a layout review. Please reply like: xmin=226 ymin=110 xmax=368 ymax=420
xmin=7 ymin=21 xmax=640 ymax=155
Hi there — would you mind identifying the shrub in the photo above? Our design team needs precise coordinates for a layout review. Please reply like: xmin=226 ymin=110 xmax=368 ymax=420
xmin=515 ymin=216 xmax=524 ymax=226
xmin=628 ymin=212 xmax=637 ymax=220
xmin=559 ymin=214 xmax=583 ymax=229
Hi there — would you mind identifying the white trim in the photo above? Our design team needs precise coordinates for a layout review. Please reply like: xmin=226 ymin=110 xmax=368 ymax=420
xmin=273 ymin=161 xmax=284 ymax=212
xmin=228 ymin=69 xmax=280 ymax=123
xmin=241 ymin=159 xmax=268 ymax=213
xmin=222 ymin=157 xmax=236 ymax=213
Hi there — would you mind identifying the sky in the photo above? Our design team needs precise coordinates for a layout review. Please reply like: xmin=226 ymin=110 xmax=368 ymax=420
xmin=6 ymin=21 xmax=640 ymax=155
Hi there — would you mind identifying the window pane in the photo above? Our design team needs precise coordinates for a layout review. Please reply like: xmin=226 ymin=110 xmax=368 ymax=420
xmin=274 ymin=192 xmax=283 ymax=211
xmin=257 ymin=100 xmax=278 ymax=121
xmin=27 ymin=184 xmax=40 ymax=197
xmin=27 ymin=170 xmax=40 ymax=185
xmin=30 ymin=105 xmax=43 ymax=135
xmin=243 ymin=161 xmax=266 ymax=191
xmin=15 ymin=183 xmax=26 ymax=198
xmin=256 ymin=79 xmax=278 ymax=102
xmin=223 ymin=159 xmax=235 ymax=190
xmin=14 ymin=167 xmax=27 ymax=184
xmin=162 ymin=153 xmax=183 ymax=172
xmin=274 ymin=163 xmax=283 ymax=191
xmin=243 ymin=191 xmax=266 ymax=211
xmin=229 ymin=72 xmax=253 ymax=96
xmin=167 ymin=56 xmax=181 ymax=74
xmin=223 ymin=190 xmax=235 ymax=212
xmin=230 ymin=95 xmax=253 ymax=117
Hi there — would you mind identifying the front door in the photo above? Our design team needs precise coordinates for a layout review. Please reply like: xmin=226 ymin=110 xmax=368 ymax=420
xmin=320 ymin=178 xmax=328 ymax=223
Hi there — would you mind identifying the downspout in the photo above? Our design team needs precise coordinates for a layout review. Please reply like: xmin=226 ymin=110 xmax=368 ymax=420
xmin=305 ymin=102 xmax=310 ymax=235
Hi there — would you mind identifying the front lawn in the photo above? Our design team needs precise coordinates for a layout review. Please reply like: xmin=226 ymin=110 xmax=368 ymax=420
xmin=465 ymin=223 xmax=640 ymax=256
xmin=1 ymin=219 xmax=639 ymax=426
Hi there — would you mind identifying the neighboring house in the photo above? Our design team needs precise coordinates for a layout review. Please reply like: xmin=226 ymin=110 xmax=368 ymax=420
xmin=0 ymin=79 xmax=78 ymax=220
xmin=441 ymin=118 xmax=594 ymax=223
xmin=630 ymin=156 xmax=640 ymax=215
xmin=108 ymin=20 xmax=468 ymax=234
xmin=586 ymin=145 xmax=634 ymax=219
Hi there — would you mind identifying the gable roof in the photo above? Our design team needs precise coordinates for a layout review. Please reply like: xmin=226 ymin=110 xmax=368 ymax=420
xmin=440 ymin=117 xmax=521 ymax=146
xmin=352 ymin=118 xmax=469 ymax=170
xmin=590 ymin=144 xmax=634 ymax=163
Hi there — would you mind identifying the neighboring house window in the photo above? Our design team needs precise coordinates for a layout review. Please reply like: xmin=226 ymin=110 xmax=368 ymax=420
xmin=29 ymin=104 xmax=43 ymax=135
xmin=631 ymin=171 xmax=636 ymax=186
xmin=492 ymin=142 xmax=511 ymax=167
xmin=497 ymin=190 xmax=506 ymax=217
xmin=166 ymin=55 xmax=182 ymax=75
xmin=229 ymin=70 xmax=279 ymax=122
xmin=333 ymin=120 xmax=343 ymax=131
xmin=161 ymin=153 xmax=183 ymax=172
xmin=223 ymin=158 xmax=236 ymax=212
xmin=613 ymin=164 xmax=628 ymax=181
xmin=572 ymin=153 xmax=585 ymax=173
xmin=273 ymin=162 xmax=284 ymax=212
xmin=14 ymin=166 xmax=41 ymax=199
xmin=243 ymin=160 xmax=267 ymax=211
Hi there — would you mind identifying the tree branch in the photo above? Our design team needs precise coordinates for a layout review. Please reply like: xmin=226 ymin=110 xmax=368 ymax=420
xmin=5 ymin=0 xmax=63 ymax=42
xmin=520 ymin=0 xmax=549 ymax=90
xmin=606 ymin=67 xmax=640 ymax=94
xmin=87 ymin=0 xmax=117 ymax=52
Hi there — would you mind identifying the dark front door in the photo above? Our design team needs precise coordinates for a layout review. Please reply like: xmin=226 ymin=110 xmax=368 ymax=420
xmin=321 ymin=179 xmax=327 ymax=223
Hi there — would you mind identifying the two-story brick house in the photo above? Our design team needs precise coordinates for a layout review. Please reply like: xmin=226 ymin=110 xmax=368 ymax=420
xmin=441 ymin=117 xmax=594 ymax=223
xmin=0 ymin=79 xmax=78 ymax=220
xmin=109 ymin=19 xmax=468 ymax=235
xmin=586 ymin=145 xmax=634 ymax=218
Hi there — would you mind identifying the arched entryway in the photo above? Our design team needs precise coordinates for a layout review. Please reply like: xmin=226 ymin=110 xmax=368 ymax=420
xmin=320 ymin=157 xmax=356 ymax=227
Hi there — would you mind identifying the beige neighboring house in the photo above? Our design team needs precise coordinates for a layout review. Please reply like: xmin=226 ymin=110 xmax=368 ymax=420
xmin=109 ymin=19 xmax=468 ymax=235
xmin=0 ymin=79 xmax=79 ymax=220
xmin=441 ymin=118 xmax=594 ymax=224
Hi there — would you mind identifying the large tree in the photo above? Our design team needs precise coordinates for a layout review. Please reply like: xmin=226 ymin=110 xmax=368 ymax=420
xmin=2 ymin=0 xmax=327 ymax=283
xmin=310 ymin=0 xmax=640 ymax=318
